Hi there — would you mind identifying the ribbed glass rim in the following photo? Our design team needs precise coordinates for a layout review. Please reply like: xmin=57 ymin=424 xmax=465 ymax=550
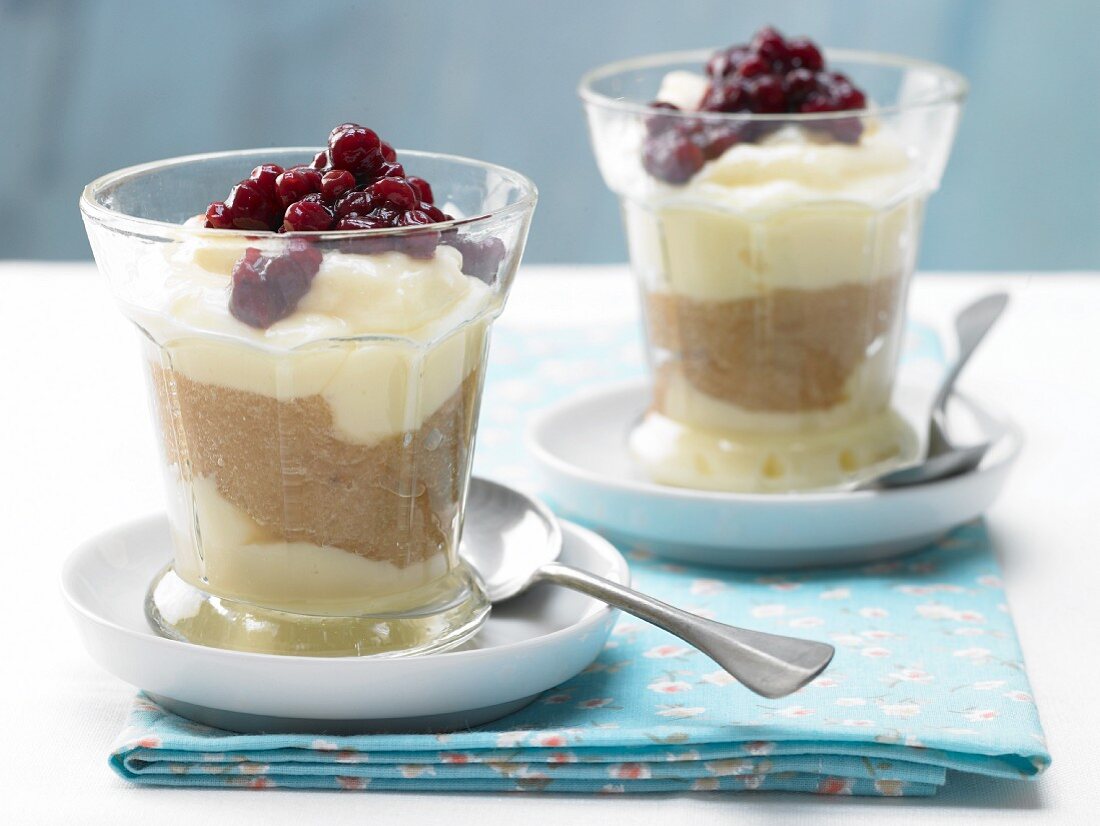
xmin=578 ymin=48 xmax=968 ymax=122
xmin=79 ymin=147 xmax=538 ymax=239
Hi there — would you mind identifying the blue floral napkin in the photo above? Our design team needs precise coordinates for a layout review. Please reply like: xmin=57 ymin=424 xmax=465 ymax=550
xmin=110 ymin=319 xmax=1049 ymax=795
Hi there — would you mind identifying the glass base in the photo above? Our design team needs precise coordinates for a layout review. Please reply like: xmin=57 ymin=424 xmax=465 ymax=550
xmin=629 ymin=408 xmax=919 ymax=493
xmin=145 ymin=561 xmax=490 ymax=657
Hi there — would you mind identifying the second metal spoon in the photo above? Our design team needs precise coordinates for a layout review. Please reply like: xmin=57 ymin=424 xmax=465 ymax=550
xmin=862 ymin=292 xmax=1009 ymax=490
xmin=462 ymin=477 xmax=834 ymax=699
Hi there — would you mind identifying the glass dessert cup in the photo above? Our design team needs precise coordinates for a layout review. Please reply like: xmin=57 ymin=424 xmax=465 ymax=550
xmin=581 ymin=50 xmax=966 ymax=492
xmin=80 ymin=149 xmax=536 ymax=656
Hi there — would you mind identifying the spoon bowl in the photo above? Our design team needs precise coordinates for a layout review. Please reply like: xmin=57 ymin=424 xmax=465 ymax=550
xmin=862 ymin=293 xmax=1008 ymax=490
xmin=461 ymin=477 xmax=834 ymax=698
xmin=463 ymin=479 xmax=563 ymax=602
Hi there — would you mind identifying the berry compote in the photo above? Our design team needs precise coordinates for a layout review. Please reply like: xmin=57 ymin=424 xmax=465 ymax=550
xmin=203 ymin=124 xmax=504 ymax=327
xmin=643 ymin=27 xmax=869 ymax=184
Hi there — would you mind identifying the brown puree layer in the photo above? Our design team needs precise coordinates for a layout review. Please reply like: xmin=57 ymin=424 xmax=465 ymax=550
xmin=149 ymin=364 xmax=482 ymax=566
xmin=646 ymin=278 xmax=901 ymax=413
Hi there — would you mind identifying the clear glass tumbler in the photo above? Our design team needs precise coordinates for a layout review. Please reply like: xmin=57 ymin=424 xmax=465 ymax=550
xmin=81 ymin=149 xmax=536 ymax=655
xmin=581 ymin=50 xmax=966 ymax=492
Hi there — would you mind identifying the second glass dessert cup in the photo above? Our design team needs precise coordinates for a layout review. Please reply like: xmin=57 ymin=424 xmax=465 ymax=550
xmin=581 ymin=49 xmax=966 ymax=492
xmin=81 ymin=149 xmax=536 ymax=656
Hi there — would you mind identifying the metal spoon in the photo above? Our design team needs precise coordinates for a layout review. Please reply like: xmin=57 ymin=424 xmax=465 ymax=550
xmin=861 ymin=292 xmax=1009 ymax=490
xmin=461 ymin=477 xmax=834 ymax=699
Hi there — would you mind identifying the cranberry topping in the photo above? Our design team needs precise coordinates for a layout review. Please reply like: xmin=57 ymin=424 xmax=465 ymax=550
xmin=275 ymin=167 xmax=323 ymax=208
xmin=249 ymin=164 xmax=283 ymax=198
xmin=642 ymin=131 xmax=705 ymax=185
xmin=447 ymin=236 xmax=507 ymax=283
xmin=367 ymin=177 xmax=419 ymax=210
xmin=229 ymin=240 xmax=323 ymax=328
xmin=282 ymin=200 xmax=334 ymax=233
xmin=643 ymin=26 xmax=869 ymax=183
xmin=406 ymin=176 xmax=434 ymax=204
xmin=204 ymin=201 xmax=235 ymax=229
xmin=329 ymin=126 xmax=383 ymax=177
xmin=320 ymin=169 xmax=356 ymax=202
xmin=203 ymin=123 xmax=505 ymax=327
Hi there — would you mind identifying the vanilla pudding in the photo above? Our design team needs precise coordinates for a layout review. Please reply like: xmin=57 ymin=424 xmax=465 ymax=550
xmin=580 ymin=38 xmax=967 ymax=491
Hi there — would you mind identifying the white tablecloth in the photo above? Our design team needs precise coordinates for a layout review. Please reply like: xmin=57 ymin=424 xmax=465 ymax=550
xmin=2 ymin=263 xmax=1097 ymax=824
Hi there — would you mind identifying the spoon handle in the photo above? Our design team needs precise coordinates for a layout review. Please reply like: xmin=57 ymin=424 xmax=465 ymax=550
xmin=533 ymin=562 xmax=834 ymax=698
xmin=932 ymin=292 xmax=1010 ymax=419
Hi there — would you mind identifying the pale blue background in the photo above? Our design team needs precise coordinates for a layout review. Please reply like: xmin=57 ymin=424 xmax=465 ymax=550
xmin=2 ymin=0 xmax=1096 ymax=269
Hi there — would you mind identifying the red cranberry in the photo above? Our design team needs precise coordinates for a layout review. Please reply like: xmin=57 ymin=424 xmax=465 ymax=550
xmin=645 ymin=101 xmax=684 ymax=134
xmin=282 ymin=200 xmax=334 ymax=232
xmin=827 ymin=117 xmax=863 ymax=144
xmin=229 ymin=243 xmax=322 ymax=328
xmin=706 ymin=46 xmax=749 ymax=78
xmin=285 ymin=236 xmax=324 ymax=270
xmin=787 ymin=37 xmax=824 ymax=71
xmin=225 ymin=180 xmax=277 ymax=230
xmin=336 ymin=216 xmax=389 ymax=230
xmin=835 ymin=84 xmax=867 ymax=110
xmin=752 ymin=26 xmax=789 ymax=67
xmin=750 ymin=75 xmax=786 ymax=113
xmin=275 ymin=167 xmax=323 ymax=208
xmin=328 ymin=123 xmax=359 ymax=143
xmin=249 ymin=164 xmax=283 ymax=198
xmin=375 ymin=161 xmax=406 ymax=179
xmin=699 ymin=123 xmax=747 ymax=160
xmin=329 ymin=126 xmax=382 ymax=176
xmin=335 ymin=217 xmax=397 ymax=255
xmin=419 ymin=201 xmax=449 ymax=222
xmin=400 ymin=210 xmax=433 ymax=226
xmin=737 ymin=54 xmax=770 ymax=78
xmin=394 ymin=216 xmax=441 ymax=259
xmin=406 ymin=176 xmax=434 ymax=204
xmin=380 ymin=142 xmax=397 ymax=163
xmin=642 ymin=132 xmax=705 ymax=184
xmin=368 ymin=203 xmax=402 ymax=225
xmin=204 ymin=201 xmax=235 ymax=229
xmin=367 ymin=177 xmax=419 ymax=210
xmin=447 ymin=236 xmax=506 ymax=282
xmin=334 ymin=190 xmax=377 ymax=219
xmin=783 ymin=68 xmax=818 ymax=105
xmin=701 ymin=80 xmax=749 ymax=113
xmin=800 ymin=95 xmax=840 ymax=113
xmin=320 ymin=169 xmax=356 ymax=202
xmin=311 ymin=150 xmax=329 ymax=170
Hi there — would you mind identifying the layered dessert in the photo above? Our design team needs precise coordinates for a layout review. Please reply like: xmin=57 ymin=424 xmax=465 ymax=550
xmin=82 ymin=124 xmax=534 ymax=654
xmin=580 ymin=28 xmax=957 ymax=491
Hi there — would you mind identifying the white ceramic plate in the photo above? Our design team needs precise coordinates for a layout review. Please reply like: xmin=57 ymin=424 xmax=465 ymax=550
xmin=526 ymin=378 xmax=1021 ymax=569
xmin=62 ymin=515 xmax=627 ymax=733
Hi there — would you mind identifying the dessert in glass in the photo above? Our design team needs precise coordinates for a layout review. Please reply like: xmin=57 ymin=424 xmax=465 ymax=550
xmin=80 ymin=124 xmax=536 ymax=655
xmin=580 ymin=28 xmax=966 ymax=492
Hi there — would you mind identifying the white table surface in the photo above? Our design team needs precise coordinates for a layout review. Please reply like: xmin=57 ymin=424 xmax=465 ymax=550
xmin=2 ymin=263 xmax=1098 ymax=824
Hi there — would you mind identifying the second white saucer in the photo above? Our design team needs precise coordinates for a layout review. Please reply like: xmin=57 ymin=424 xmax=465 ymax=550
xmin=62 ymin=515 xmax=627 ymax=733
xmin=526 ymin=378 xmax=1021 ymax=569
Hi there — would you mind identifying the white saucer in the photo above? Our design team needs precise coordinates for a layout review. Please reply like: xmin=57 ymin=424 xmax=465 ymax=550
xmin=526 ymin=378 xmax=1021 ymax=569
xmin=61 ymin=515 xmax=627 ymax=733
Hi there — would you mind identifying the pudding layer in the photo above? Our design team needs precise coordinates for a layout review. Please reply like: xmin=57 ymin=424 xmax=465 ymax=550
xmin=629 ymin=407 xmax=918 ymax=492
xmin=127 ymin=238 xmax=494 ymax=445
xmin=150 ymin=361 xmax=483 ymax=566
xmin=645 ymin=277 xmax=902 ymax=415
